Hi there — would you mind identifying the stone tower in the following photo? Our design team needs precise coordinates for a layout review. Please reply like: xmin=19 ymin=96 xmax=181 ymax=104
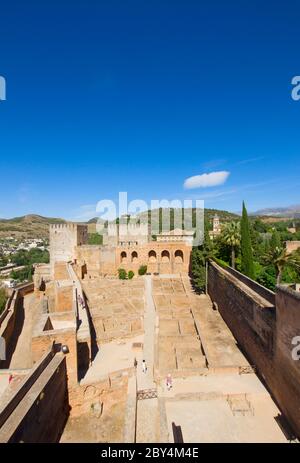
xmin=212 ymin=214 xmax=221 ymax=236
xmin=49 ymin=223 xmax=88 ymax=277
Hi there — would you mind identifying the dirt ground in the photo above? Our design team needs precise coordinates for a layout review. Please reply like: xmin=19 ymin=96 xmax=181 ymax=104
xmin=60 ymin=400 xmax=126 ymax=443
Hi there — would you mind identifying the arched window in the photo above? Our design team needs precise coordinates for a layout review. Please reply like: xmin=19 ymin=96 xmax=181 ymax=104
xmin=131 ymin=251 xmax=138 ymax=262
xmin=175 ymin=249 xmax=184 ymax=263
xmin=148 ymin=250 xmax=157 ymax=263
xmin=121 ymin=251 xmax=127 ymax=263
xmin=161 ymin=250 xmax=170 ymax=262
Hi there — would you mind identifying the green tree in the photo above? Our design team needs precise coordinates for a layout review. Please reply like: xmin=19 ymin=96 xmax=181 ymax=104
xmin=191 ymin=247 xmax=206 ymax=292
xmin=240 ymin=201 xmax=255 ymax=279
xmin=221 ymin=221 xmax=241 ymax=269
xmin=191 ymin=225 xmax=215 ymax=292
xmin=0 ymin=253 xmax=8 ymax=267
xmin=263 ymin=248 xmax=300 ymax=285
xmin=118 ymin=268 xmax=127 ymax=280
xmin=10 ymin=265 xmax=33 ymax=282
xmin=11 ymin=248 xmax=49 ymax=266
xmin=88 ymin=233 xmax=103 ymax=245
xmin=270 ymin=230 xmax=281 ymax=251
xmin=138 ymin=265 xmax=147 ymax=276
xmin=128 ymin=270 xmax=134 ymax=279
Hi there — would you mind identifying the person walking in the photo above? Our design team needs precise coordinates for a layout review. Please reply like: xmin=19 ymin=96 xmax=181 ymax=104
xmin=142 ymin=359 xmax=147 ymax=373
xmin=166 ymin=373 xmax=172 ymax=391
xmin=134 ymin=357 xmax=138 ymax=370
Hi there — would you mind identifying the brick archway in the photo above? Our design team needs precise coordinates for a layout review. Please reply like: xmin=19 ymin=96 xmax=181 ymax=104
xmin=131 ymin=251 xmax=138 ymax=262
xmin=161 ymin=250 xmax=170 ymax=263
xmin=121 ymin=251 xmax=127 ymax=263
xmin=148 ymin=250 xmax=157 ymax=263
xmin=175 ymin=249 xmax=184 ymax=263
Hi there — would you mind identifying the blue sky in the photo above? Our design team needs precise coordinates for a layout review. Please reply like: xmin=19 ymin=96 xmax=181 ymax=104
xmin=0 ymin=0 xmax=300 ymax=220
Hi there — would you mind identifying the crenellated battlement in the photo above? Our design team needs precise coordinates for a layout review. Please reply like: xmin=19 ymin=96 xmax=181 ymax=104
xmin=50 ymin=223 xmax=87 ymax=230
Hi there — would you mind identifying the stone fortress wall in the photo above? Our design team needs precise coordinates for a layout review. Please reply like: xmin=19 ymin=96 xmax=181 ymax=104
xmin=285 ymin=240 xmax=300 ymax=254
xmin=2 ymin=221 xmax=300 ymax=442
xmin=208 ymin=260 xmax=300 ymax=438
xmin=49 ymin=223 xmax=88 ymax=277
xmin=116 ymin=242 xmax=190 ymax=274
xmin=104 ymin=222 xmax=150 ymax=246
xmin=49 ymin=222 xmax=193 ymax=278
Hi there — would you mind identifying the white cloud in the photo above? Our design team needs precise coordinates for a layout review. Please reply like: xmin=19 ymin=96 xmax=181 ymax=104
xmin=184 ymin=171 xmax=230 ymax=189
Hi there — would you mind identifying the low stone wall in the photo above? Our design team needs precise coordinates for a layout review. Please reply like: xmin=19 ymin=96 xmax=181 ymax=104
xmin=31 ymin=313 xmax=78 ymax=385
xmin=0 ymin=350 xmax=55 ymax=427
xmin=68 ymin=263 xmax=92 ymax=375
xmin=0 ymin=283 xmax=34 ymax=369
xmin=220 ymin=264 xmax=275 ymax=305
xmin=0 ymin=351 xmax=69 ymax=443
xmin=208 ymin=261 xmax=300 ymax=438
xmin=68 ymin=369 xmax=130 ymax=418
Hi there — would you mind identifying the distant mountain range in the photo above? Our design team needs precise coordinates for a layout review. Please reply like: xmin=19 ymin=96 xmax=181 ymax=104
xmin=0 ymin=205 xmax=298 ymax=240
xmin=251 ymin=204 xmax=300 ymax=218
xmin=0 ymin=209 xmax=239 ymax=239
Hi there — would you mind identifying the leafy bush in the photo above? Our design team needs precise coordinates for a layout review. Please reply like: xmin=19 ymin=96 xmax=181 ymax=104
xmin=138 ymin=265 xmax=147 ymax=276
xmin=88 ymin=233 xmax=103 ymax=245
xmin=213 ymin=257 xmax=229 ymax=268
xmin=11 ymin=248 xmax=49 ymax=266
xmin=118 ymin=268 xmax=127 ymax=280
xmin=128 ymin=270 xmax=134 ymax=279
xmin=10 ymin=265 xmax=34 ymax=282
xmin=191 ymin=247 xmax=206 ymax=292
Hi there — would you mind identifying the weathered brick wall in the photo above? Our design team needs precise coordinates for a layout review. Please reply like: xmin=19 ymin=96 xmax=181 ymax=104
xmin=208 ymin=261 xmax=300 ymax=438
xmin=274 ymin=287 xmax=300 ymax=435
xmin=116 ymin=242 xmax=191 ymax=274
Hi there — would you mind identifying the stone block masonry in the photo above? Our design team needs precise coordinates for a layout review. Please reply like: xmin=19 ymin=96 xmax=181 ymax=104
xmin=208 ymin=261 xmax=300 ymax=439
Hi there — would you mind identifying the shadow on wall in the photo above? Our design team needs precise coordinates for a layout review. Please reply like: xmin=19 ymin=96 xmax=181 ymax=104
xmin=274 ymin=414 xmax=297 ymax=442
xmin=78 ymin=341 xmax=92 ymax=381
xmin=172 ymin=422 xmax=184 ymax=443
xmin=0 ymin=296 xmax=25 ymax=369
xmin=82 ymin=291 xmax=99 ymax=360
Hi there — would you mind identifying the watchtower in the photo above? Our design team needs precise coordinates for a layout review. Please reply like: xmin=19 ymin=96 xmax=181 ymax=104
xmin=49 ymin=223 xmax=88 ymax=277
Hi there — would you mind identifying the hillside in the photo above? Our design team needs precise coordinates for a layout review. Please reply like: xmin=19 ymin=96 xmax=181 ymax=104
xmin=0 ymin=215 xmax=66 ymax=239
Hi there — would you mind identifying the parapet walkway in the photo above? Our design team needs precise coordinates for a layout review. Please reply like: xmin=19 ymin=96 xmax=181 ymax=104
xmin=135 ymin=275 xmax=159 ymax=443
xmin=191 ymin=294 xmax=251 ymax=371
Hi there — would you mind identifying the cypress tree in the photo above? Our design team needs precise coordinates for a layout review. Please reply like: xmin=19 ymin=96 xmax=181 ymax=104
xmin=240 ymin=201 xmax=255 ymax=279
xmin=191 ymin=221 xmax=215 ymax=292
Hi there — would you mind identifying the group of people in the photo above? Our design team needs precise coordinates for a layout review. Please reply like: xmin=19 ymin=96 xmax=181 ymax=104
xmin=134 ymin=357 xmax=172 ymax=390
